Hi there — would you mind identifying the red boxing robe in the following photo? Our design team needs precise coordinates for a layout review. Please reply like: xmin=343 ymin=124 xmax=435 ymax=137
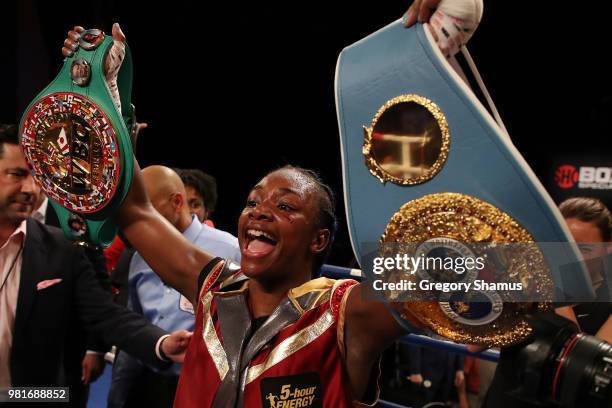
xmin=174 ymin=259 xmax=377 ymax=407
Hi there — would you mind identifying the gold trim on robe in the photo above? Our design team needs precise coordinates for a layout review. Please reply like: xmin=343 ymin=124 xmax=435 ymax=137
xmin=245 ymin=309 xmax=335 ymax=385
xmin=201 ymin=291 xmax=230 ymax=381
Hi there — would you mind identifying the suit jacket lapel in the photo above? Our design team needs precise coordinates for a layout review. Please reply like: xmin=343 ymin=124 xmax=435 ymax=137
xmin=44 ymin=204 xmax=60 ymax=228
xmin=13 ymin=219 xmax=48 ymax=339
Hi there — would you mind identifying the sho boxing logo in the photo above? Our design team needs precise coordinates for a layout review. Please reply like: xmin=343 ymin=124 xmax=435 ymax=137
xmin=555 ymin=165 xmax=612 ymax=190
xmin=555 ymin=165 xmax=579 ymax=189
xmin=261 ymin=373 xmax=321 ymax=408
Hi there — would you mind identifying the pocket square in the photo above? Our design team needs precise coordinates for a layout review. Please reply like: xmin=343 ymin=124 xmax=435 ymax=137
xmin=36 ymin=278 xmax=63 ymax=291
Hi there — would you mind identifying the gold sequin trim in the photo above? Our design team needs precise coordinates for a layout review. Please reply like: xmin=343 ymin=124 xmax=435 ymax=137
xmin=245 ymin=310 xmax=335 ymax=385
xmin=337 ymin=284 xmax=357 ymax=361
xmin=288 ymin=277 xmax=336 ymax=314
xmin=201 ymin=291 xmax=229 ymax=381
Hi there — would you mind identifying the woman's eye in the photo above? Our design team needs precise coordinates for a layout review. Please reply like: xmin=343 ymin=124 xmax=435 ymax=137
xmin=246 ymin=200 xmax=257 ymax=208
xmin=278 ymin=203 xmax=293 ymax=211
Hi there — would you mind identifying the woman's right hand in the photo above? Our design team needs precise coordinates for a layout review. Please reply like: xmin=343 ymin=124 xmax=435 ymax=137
xmin=62 ymin=26 xmax=84 ymax=58
xmin=404 ymin=0 xmax=484 ymax=58
xmin=61 ymin=24 xmax=126 ymax=111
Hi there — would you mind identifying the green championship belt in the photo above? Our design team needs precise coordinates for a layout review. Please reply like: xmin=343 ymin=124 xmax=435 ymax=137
xmin=19 ymin=29 xmax=134 ymax=247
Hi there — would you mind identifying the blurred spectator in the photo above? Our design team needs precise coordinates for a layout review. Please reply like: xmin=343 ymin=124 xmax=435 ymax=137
xmin=105 ymin=169 xmax=221 ymax=272
xmin=32 ymin=192 xmax=109 ymax=406
xmin=484 ymin=197 xmax=612 ymax=407
xmin=380 ymin=339 xmax=466 ymax=408
xmin=407 ymin=344 xmax=465 ymax=407
xmin=463 ymin=355 xmax=480 ymax=408
xmin=559 ymin=197 xmax=612 ymax=342
xmin=175 ymin=168 xmax=217 ymax=227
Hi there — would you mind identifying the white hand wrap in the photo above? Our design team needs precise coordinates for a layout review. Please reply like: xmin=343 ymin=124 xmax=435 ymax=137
xmin=429 ymin=0 xmax=483 ymax=58
xmin=103 ymin=38 xmax=126 ymax=112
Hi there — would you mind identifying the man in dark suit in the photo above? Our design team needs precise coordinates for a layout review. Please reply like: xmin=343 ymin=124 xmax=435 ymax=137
xmin=0 ymin=125 xmax=191 ymax=406
xmin=31 ymin=193 xmax=111 ymax=406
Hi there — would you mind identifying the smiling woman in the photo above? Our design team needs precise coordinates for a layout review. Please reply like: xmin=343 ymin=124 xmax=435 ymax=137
xmin=239 ymin=166 xmax=337 ymax=284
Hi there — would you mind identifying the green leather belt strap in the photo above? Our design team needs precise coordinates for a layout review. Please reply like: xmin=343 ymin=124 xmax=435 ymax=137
xmin=19 ymin=30 xmax=134 ymax=248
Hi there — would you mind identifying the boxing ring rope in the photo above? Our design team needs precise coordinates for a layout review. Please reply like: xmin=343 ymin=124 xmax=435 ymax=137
xmin=400 ymin=334 xmax=499 ymax=362
xmin=378 ymin=400 xmax=413 ymax=408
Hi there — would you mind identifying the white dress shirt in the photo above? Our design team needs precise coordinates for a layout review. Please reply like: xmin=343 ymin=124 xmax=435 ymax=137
xmin=0 ymin=220 xmax=26 ymax=390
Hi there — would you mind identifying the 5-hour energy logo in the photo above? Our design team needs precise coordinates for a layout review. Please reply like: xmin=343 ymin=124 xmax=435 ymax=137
xmin=261 ymin=373 xmax=322 ymax=408
xmin=265 ymin=385 xmax=316 ymax=407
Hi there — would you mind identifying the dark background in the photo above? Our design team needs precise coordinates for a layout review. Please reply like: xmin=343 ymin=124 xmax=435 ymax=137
xmin=2 ymin=1 xmax=611 ymax=266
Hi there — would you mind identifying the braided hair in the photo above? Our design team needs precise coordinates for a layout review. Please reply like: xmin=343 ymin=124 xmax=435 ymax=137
xmin=277 ymin=165 xmax=338 ymax=272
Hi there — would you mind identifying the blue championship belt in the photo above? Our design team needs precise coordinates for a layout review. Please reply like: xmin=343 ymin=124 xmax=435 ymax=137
xmin=19 ymin=29 xmax=134 ymax=248
xmin=335 ymin=21 xmax=592 ymax=346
